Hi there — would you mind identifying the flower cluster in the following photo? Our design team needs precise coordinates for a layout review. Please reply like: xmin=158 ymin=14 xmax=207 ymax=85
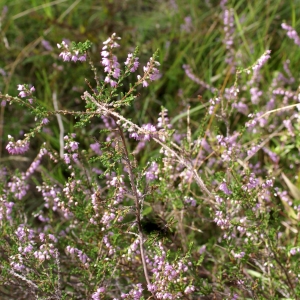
xmin=36 ymin=183 xmax=61 ymax=212
xmin=103 ymin=233 xmax=116 ymax=256
xmin=137 ymin=57 xmax=161 ymax=87
xmin=184 ymin=196 xmax=196 ymax=207
xmin=180 ymin=16 xmax=193 ymax=33
xmin=208 ymin=97 xmax=221 ymax=114
xmin=66 ymin=246 xmax=91 ymax=267
xmin=121 ymin=283 xmax=143 ymax=299
xmin=57 ymin=40 xmax=87 ymax=62
xmin=91 ymin=287 xmax=106 ymax=300
xmin=6 ymin=135 xmax=30 ymax=155
xmin=33 ymin=243 xmax=56 ymax=262
xmin=17 ymin=84 xmax=35 ymax=102
xmin=218 ymin=180 xmax=232 ymax=195
xmin=144 ymin=161 xmax=159 ymax=181
xmin=216 ymin=133 xmax=240 ymax=163
xmin=8 ymin=174 xmax=29 ymax=200
xmin=0 ymin=196 xmax=14 ymax=221
xmin=223 ymin=7 xmax=235 ymax=70
xmin=64 ymin=134 xmax=79 ymax=166
xmin=214 ymin=210 xmax=230 ymax=230
xmin=282 ymin=23 xmax=300 ymax=46
xmin=252 ymin=50 xmax=271 ymax=71
xmin=130 ymin=123 xmax=157 ymax=141
xmin=101 ymin=33 xmax=121 ymax=87
xmin=25 ymin=147 xmax=47 ymax=178
xmin=146 ymin=244 xmax=195 ymax=299
xmin=124 ymin=53 xmax=139 ymax=72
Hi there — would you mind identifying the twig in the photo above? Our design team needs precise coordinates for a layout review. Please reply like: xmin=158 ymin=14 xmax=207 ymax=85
xmin=52 ymin=90 xmax=64 ymax=158
xmin=113 ymin=117 xmax=156 ymax=299
xmin=256 ymin=103 xmax=300 ymax=120
xmin=9 ymin=270 xmax=38 ymax=289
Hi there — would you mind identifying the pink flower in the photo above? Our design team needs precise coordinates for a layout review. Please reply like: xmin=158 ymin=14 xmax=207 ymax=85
xmin=18 ymin=91 xmax=27 ymax=98
xmin=6 ymin=136 xmax=30 ymax=155
xmin=42 ymin=118 xmax=50 ymax=125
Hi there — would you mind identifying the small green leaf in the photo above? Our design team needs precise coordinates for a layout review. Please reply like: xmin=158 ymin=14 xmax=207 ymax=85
xmin=142 ymin=206 xmax=153 ymax=216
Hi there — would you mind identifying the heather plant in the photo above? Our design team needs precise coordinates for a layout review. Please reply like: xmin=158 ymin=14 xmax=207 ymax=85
xmin=1 ymin=1 xmax=300 ymax=300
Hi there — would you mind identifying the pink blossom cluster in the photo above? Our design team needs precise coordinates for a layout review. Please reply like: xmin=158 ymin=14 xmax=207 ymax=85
xmin=100 ymin=210 xmax=117 ymax=228
xmin=8 ymin=174 xmax=29 ymax=200
xmin=144 ymin=161 xmax=159 ymax=181
xmin=232 ymin=251 xmax=245 ymax=259
xmin=10 ymin=254 xmax=26 ymax=272
xmin=90 ymin=142 xmax=102 ymax=155
xmin=127 ymin=238 xmax=140 ymax=256
xmin=216 ymin=133 xmax=240 ymax=162
xmin=6 ymin=135 xmax=30 ymax=155
xmin=252 ymin=50 xmax=271 ymax=71
xmin=0 ymin=198 xmax=14 ymax=221
xmin=130 ymin=123 xmax=157 ymax=141
xmin=107 ymin=175 xmax=126 ymax=205
xmin=250 ymin=87 xmax=263 ymax=104
xmin=91 ymin=287 xmax=106 ymax=300
xmin=33 ymin=243 xmax=56 ymax=262
xmin=214 ymin=210 xmax=230 ymax=230
xmin=17 ymin=84 xmax=35 ymax=102
xmin=262 ymin=147 xmax=279 ymax=164
xmin=57 ymin=40 xmax=86 ymax=62
xmin=283 ymin=119 xmax=295 ymax=136
xmin=282 ymin=23 xmax=300 ymax=46
xmin=232 ymin=101 xmax=249 ymax=115
xmin=18 ymin=243 xmax=34 ymax=255
xmin=66 ymin=246 xmax=91 ymax=267
xmin=64 ymin=134 xmax=79 ymax=167
xmin=184 ymin=196 xmax=196 ymax=207
xmin=137 ymin=57 xmax=161 ymax=87
xmin=275 ymin=189 xmax=293 ymax=207
xmin=36 ymin=183 xmax=61 ymax=211
xmin=223 ymin=8 xmax=235 ymax=70
xmin=15 ymin=224 xmax=35 ymax=242
xmin=121 ymin=283 xmax=143 ymax=299
xmin=101 ymin=33 xmax=121 ymax=87
xmin=290 ymin=247 xmax=300 ymax=255
xmin=103 ymin=233 xmax=116 ymax=256
xmin=241 ymin=173 xmax=259 ymax=191
xmin=208 ymin=97 xmax=221 ymax=114
xmin=25 ymin=147 xmax=48 ymax=178
xmin=124 ymin=53 xmax=139 ymax=72
xmin=62 ymin=180 xmax=78 ymax=218
xmin=90 ymin=175 xmax=126 ymax=225
xmin=135 ymin=242 xmax=196 ymax=299
xmin=245 ymin=112 xmax=267 ymax=132
xmin=180 ymin=16 xmax=193 ymax=33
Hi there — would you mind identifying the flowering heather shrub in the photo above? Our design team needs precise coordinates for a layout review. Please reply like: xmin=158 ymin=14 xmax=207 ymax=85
xmin=1 ymin=10 xmax=300 ymax=300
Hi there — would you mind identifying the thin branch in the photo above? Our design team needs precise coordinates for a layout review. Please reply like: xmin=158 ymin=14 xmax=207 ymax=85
xmin=114 ymin=118 xmax=156 ymax=299
xmin=52 ymin=90 xmax=64 ymax=158
xmin=256 ymin=103 xmax=300 ymax=120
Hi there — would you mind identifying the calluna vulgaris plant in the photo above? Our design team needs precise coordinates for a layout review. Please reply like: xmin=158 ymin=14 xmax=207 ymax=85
xmin=1 ymin=16 xmax=300 ymax=300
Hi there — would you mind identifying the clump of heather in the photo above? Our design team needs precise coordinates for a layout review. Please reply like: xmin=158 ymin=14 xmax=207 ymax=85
xmin=1 ymin=10 xmax=300 ymax=300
